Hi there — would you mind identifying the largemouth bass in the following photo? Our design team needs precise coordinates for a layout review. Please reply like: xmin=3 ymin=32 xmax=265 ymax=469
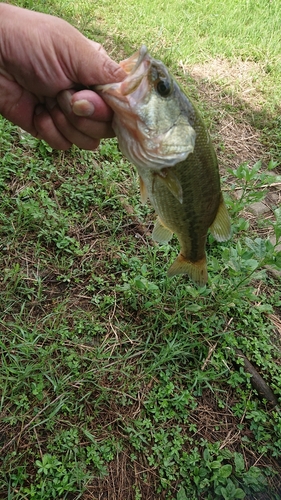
xmin=95 ymin=46 xmax=231 ymax=285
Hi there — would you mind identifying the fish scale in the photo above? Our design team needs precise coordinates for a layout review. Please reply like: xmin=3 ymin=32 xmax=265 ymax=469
xmin=95 ymin=46 xmax=231 ymax=285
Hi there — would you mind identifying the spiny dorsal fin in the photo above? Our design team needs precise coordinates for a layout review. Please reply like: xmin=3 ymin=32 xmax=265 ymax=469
xmin=210 ymin=196 xmax=231 ymax=242
xmin=152 ymin=217 xmax=173 ymax=244
xmin=167 ymin=253 xmax=208 ymax=286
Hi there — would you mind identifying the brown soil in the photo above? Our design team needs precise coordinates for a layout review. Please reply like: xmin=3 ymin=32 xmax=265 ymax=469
xmin=185 ymin=57 xmax=270 ymax=170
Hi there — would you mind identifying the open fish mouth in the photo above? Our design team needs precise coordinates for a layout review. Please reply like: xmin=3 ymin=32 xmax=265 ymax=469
xmin=94 ymin=46 xmax=231 ymax=284
xmin=95 ymin=45 xmax=151 ymax=103
xmin=94 ymin=46 xmax=197 ymax=171
xmin=120 ymin=45 xmax=148 ymax=75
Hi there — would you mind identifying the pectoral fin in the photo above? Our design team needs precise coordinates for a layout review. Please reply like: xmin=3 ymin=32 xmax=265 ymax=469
xmin=167 ymin=253 xmax=208 ymax=286
xmin=158 ymin=169 xmax=183 ymax=204
xmin=152 ymin=217 xmax=173 ymax=244
xmin=210 ymin=196 xmax=231 ymax=242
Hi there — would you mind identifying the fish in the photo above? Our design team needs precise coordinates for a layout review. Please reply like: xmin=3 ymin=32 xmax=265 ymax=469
xmin=95 ymin=45 xmax=231 ymax=285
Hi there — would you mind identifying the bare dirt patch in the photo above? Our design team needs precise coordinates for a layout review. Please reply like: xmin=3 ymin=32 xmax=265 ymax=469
xmin=180 ymin=57 xmax=272 ymax=171
xmin=182 ymin=57 xmax=281 ymax=278
xmin=188 ymin=57 xmax=266 ymax=107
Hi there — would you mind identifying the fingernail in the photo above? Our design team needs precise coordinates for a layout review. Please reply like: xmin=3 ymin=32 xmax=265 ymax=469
xmin=57 ymin=90 xmax=72 ymax=114
xmin=72 ymin=99 xmax=95 ymax=117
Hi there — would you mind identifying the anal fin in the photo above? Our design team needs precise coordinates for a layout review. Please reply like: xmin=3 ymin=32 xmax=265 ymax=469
xmin=210 ymin=196 xmax=231 ymax=242
xmin=152 ymin=217 xmax=173 ymax=244
xmin=167 ymin=253 xmax=208 ymax=286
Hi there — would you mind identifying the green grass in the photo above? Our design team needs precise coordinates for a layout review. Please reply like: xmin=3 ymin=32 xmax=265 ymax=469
xmin=1 ymin=1 xmax=281 ymax=499
xmin=1 ymin=121 xmax=281 ymax=499
xmin=92 ymin=0 xmax=281 ymax=63
xmin=14 ymin=0 xmax=281 ymax=158
xmin=14 ymin=0 xmax=281 ymax=104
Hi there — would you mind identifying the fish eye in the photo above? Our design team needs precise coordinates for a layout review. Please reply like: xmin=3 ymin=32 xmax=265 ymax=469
xmin=156 ymin=78 xmax=172 ymax=97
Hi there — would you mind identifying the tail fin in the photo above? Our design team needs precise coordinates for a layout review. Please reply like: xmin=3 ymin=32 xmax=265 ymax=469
xmin=167 ymin=253 xmax=208 ymax=286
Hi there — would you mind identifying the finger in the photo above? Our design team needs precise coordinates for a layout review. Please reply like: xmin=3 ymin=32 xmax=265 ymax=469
xmin=57 ymin=89 xmax=114 ymax=121
xmin=73 ymin=39 xmax=126 ymax=85
xmin=34 ymin=106 xmax=72 ymax=150
xmin=46 ymin=102 xmax=110 ymax=149
xmin=72 ymin=90 xmax=114 ymax=121
xmin=53 ymin=94 xmax=115 ymax=140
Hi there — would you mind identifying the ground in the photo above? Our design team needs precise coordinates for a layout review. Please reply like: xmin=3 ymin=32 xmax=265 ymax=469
xmin=1 ymin=53 xmax=281 ymax=500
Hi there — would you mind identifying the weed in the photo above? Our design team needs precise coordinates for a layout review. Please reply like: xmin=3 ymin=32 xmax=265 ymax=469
xmin=1 ymin=1 xmax=281 ymax=499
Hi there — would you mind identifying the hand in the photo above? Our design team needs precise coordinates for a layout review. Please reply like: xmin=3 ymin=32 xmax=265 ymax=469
xmin=0 ymin=3 xmax=125 ymax=150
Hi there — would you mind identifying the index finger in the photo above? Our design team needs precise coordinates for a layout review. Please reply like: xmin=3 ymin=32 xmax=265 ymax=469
xmin=74 ymin=39 xmax=126 ymax=86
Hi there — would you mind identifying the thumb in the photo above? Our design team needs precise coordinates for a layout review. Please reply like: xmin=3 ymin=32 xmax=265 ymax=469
xmin=72 ymin=37 xmax=126 ymax=86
